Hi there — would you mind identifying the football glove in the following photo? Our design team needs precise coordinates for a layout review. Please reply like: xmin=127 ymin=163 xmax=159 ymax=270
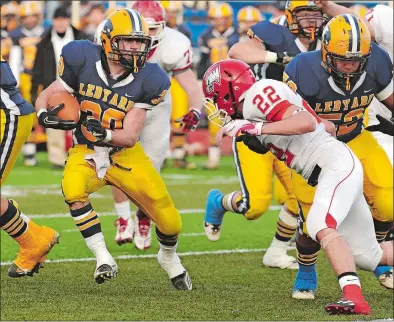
xmin=85 ymin=118 xmax=108 ymax=142
xmin=237 ymin=122 xmax=263 ymax=136
xmin=37 ymin=104 xmax=78 ymax=130
xmin=236 ymin=135 xmax=269 ymax=155
xmin=277 ymin=52 xmax=296 ymax=65
xmin=176 ymin=109 xmax=201 ymax=132
xmin=365 ymin=114 xmax=394 ymax=136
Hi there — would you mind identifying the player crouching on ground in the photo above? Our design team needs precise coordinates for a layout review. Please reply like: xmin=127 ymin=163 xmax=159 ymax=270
xmin=202 ymin=59 xmax=393 ymax=315
xmin=33 ymin=9 xmax=192 ymax=290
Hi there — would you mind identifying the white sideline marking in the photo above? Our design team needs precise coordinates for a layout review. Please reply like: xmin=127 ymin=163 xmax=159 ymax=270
xmin=61 ymin=228 xmax=206 ymax=237
xmin=26 ymin=205 xmax=282 ymax=219
xmin=0 ymin=248 xmax=267 ymax=266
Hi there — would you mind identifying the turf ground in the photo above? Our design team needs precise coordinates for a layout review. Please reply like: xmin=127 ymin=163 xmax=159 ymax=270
xmin=1 ymin=153 xmax=393 ymax=321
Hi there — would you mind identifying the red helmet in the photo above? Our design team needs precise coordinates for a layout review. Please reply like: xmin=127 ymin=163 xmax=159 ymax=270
xmin=131 ymin=1 xmax=166 ymax=49
xmin=202 ymin=59 xmax=256 ymax=127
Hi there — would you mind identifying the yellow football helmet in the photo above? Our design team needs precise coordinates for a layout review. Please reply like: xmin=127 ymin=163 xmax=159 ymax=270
xmin=350 ymin=5 xmax=369 ymax=18
xmin=100 ymin=8 xmax=151 ymax=72
xmin=208 ymin=2 xmax=233 ymax=33
xmin=270 ymin=14 xmax=288 ymax=27
xmin=321 ymin=14 xmax=371 ymax=91
xmin=285 ymin=0 xmax=325 ymax=40
xmin=237 ymin=6 xmax=263 ymax=34
xmin=19 ymin=1 xmax=42 ymax=17
xmin=161 ymin=1 xmax=183 ymax=28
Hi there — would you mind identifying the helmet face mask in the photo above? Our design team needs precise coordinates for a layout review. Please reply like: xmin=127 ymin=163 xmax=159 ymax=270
xmin=109 ymin=35 xmax=152 ymax=69
xmin=321 ymin=14 xmax=372 ymax=91
xmin=202 ymin=60 xmax=256 ymax=128
xmin=100 ymin=9 xmax=152 ymax=72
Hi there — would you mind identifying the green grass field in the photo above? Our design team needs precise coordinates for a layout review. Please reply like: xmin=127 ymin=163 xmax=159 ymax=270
xmin=1 ymin=153 xmax=393 ymax=321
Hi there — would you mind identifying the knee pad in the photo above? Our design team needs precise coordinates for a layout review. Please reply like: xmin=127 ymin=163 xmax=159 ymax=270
xmin=244 ymin=197 xmax=271 ymax=220
xmin=354 ymin=247 xmax=383 ymax=272
xmin=319 ymin=229 xmax=341 ymax=249
xmin=373 ymin=187 xmax=394 ymax=222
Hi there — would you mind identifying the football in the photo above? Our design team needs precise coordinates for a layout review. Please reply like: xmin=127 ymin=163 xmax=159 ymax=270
xmin=47 ymin=92 xmax=80 ymax=123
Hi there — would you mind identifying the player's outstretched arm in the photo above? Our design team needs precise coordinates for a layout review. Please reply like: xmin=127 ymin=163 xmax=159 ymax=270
xmin=241 ymin=105 xmax=317 ymax=136
xmin=314 ymin=0 xmax=377 ymax=40
xmin=174 ymin=69 xmax=203 ymax=132
xmin=86 ymin=107 xmax=147 ymax=148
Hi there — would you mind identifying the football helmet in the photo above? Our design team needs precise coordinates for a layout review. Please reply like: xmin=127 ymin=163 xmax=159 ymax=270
xmin=161 ymin=1 xmax=183 ymax=28
xmin=131 ymin=1 xmax=166 ymax=49
xmin=237 ymin=6 xmax=263 ymax=35
xmin=208 ymin=2 xmax=234 ymax=33
xmin=321 ymin=14 xmax=371 ymax=91
xmin=285 ymin=0 xmax=325 ymax=40
xmin=202 ymin=59 xmax=256 ymax=127
xmin=270 ymin=14 xmax=288 ymax=27
xmin=100 ymin=8 xmax=151 ymax=71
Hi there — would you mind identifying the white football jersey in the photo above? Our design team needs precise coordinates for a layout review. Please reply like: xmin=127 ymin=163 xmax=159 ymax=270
xmin=148 ymin=26 xmax=192 ymax=75
xmin=242 ymin=79 xmax=340 ymax=179
xmin=365 ymin=5 xmax=393 ymax=123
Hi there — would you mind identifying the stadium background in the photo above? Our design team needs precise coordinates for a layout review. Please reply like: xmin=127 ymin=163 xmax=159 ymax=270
xmin=0 ymin=0 xmax=388 ymax=164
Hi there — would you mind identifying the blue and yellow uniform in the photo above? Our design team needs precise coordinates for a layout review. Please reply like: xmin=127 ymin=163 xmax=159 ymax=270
xmin=58 ymin=40 xmax=180 ymax=237
xmin=285 ymin=35 xmax=393 ymax=238
xmin=0 ymin=55 xmax=35 ymax=184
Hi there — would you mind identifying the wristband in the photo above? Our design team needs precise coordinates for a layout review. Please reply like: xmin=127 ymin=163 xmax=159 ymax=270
xmin=37 ymin=108 xmax=46 ymax=118
xmin=265 ymin=52 xmax=278 ymax=63
xmin=103 ymin=129 xmax=112 ymax=143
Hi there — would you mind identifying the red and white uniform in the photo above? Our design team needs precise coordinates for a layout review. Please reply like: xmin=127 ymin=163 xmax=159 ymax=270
xmin=141 ymin=27 xmax=193 ymax=170
xmin=239 ymin=79 xmax=382 ymax=270
xmin=365 ymin=5 xmax=393 ymax=165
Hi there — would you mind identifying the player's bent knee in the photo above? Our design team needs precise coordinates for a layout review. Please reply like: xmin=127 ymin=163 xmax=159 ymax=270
xmin=244 ymin=198 xmax=270 ymax=220
xmin=155 ymin=210 xmax=182 ymax=236
xmin=373 ymin=187 xmax=394 ymax=222
xmin=316 ymin=228 xmax=341 ymax=248
xmin=354 ymin=247 xmax=383 ymax=272
xmin=380 ymin=241 xmax=394 ymax=266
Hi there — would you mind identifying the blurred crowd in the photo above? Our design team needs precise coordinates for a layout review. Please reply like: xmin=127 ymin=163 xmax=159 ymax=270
xmin=0 ymin=0 xmax=373 ymax=169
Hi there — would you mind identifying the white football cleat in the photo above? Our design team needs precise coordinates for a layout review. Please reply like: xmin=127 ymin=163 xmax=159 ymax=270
xmin=114 ymin=217 xmax=134 ymax=245
xmin=292 ymin=290 xmax=315 ymax=300
xmin=158 ymin=248 xmax=192 ymax=290
xmin=134 ymin=212 xmax=152 ymax=250
xmin=378 ymin=268 xmax=393 ymax=289
xmin=263 ymin=246 xmax=299 ymax=270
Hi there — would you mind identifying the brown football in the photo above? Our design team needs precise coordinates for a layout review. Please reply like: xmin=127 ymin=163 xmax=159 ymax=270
xmin=47 ymin=92 xmax=80 ymax=123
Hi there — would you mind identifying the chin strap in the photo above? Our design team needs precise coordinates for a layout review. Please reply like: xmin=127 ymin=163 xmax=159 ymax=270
xmin=133 ymin=56 xmax=138 ymax=73
xmin=346 ymin=76 xmax=351 ymax=91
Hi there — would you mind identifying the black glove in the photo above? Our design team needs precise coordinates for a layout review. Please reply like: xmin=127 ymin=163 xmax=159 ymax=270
xmin=236 ymin=135 xmax=269 ymax=155
xmin=38 ymin=104 xmax=78 ymax=130
xmin=365 ymin=114 xmax=394 ymax=136
xmin=85 ymin=118 xmax=108 ymax=141
xmin=276 ymin=52 xmax=296 ymax=65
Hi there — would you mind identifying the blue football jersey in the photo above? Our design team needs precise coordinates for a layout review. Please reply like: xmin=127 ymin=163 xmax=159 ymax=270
xmin=59 ymin=40 xmax=170 ymax=146
xmin=284 ymin=42 xmax=393 ymax=143
xmin=248 ymin=20 xmax=320 ymax=81
xmin=0 ymin=58 xmax=34 ymax=115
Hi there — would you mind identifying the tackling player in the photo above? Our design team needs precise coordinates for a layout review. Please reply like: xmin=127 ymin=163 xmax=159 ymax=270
xmin=1 ymin=54 xmax=59 ymax=278
xmin=284 ymin=14 xmax=394 ymax=298
xmin=35 ymin=9 xmax=192 ymax=290
xmin=202 ymin=59 xmax=393 ymax=315
xmin=102 ymin=1 xmax=203 ymax=250
xmin=203 ymin=1 xmax=326 ymax=270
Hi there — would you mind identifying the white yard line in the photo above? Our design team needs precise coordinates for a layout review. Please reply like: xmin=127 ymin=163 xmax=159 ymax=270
xmin=26 ymin=205 xmax=282 ymax=219
xmin=0 ymin=248 xmax=267 ymax=266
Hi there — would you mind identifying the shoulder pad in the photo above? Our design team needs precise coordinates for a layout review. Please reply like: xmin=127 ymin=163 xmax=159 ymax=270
xmin=161 ymin=28 xmax=191 ymax=66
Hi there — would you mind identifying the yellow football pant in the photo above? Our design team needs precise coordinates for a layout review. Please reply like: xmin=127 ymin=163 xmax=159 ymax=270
xmin=0 ymin=110 xmax=34 ymax=186
xmin=233 ymin=138 xmax=299 ymax=220
xmin=62 ymin=143 xmax=182 ymax=236
xmin=293 ymin=130 xmax=393 ymax=235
